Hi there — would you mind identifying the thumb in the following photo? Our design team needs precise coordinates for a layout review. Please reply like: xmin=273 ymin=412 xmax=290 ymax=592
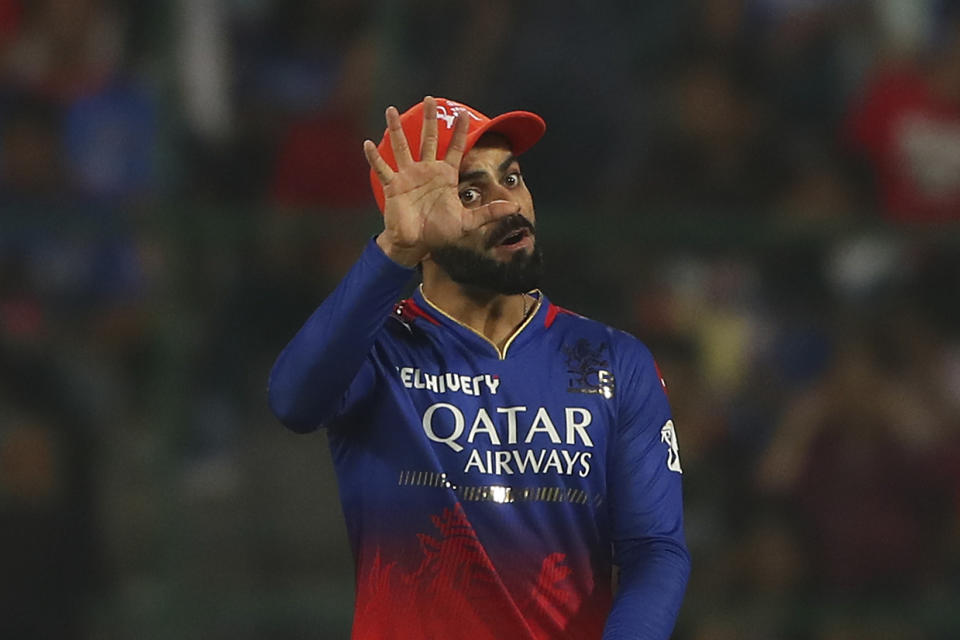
xmin=462 ymin=200 xmax=521 ymax=232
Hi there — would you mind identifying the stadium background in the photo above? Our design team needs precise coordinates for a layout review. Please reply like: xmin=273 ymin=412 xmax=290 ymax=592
xmin=1 ymin=0 xmax=959 ymax=638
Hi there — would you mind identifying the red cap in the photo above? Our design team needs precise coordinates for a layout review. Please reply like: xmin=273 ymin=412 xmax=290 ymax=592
xmin=370 ymin=97 xmax=546 ymax=211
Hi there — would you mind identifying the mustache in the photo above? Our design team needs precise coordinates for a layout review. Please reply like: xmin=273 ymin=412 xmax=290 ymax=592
xmin=486 ymin=214 xmax=536 ymax=249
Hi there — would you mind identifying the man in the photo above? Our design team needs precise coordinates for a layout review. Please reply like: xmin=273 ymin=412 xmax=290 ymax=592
xmin=268 ymin=97 xmax=690 ymax=639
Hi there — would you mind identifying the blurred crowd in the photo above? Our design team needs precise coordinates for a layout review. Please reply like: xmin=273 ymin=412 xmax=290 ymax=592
xmin=1 ymin=0 xmax=959 ymax=639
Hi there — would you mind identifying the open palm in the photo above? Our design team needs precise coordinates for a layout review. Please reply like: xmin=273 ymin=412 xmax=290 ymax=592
xmin=364 ymin=97 xmax=519 ymax=266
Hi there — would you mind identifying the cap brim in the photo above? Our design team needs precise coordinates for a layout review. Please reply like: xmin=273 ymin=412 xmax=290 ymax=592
xmin=465 ymin=110 xmax=546 ymax=157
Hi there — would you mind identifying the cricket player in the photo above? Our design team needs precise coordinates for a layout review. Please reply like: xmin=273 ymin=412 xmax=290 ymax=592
xmin=268 ymin=97 xmax=690 ymax=639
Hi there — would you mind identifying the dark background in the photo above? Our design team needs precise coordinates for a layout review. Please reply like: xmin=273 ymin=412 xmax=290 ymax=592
xmin=1 ymin=0 xmax=959 ymax=638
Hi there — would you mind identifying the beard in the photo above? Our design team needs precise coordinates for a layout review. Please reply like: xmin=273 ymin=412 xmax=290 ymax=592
xmin=430 ymin=216 xmax=544 ymax=295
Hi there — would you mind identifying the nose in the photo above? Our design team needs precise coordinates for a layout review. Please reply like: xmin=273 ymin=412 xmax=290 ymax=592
xmin=486 ymin=183 xmax=519 ymax=209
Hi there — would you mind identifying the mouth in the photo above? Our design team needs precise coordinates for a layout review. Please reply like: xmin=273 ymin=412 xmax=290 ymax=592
xmin=487 ymin=214 xmax=535 ymax=250
xmin=491 ymin=227 xmax=534 ymax=255
xmin=498 ymin=227 xmax=531 ymax=246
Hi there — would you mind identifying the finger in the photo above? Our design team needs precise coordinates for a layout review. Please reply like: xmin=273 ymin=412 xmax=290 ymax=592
xmin=420 ymin=96 xmax=438 ymax=161
xmin=386 ymin=106 xmax=414 ymax=168
xmin=363 ymin=139 xmax=394 ymax=185
xmin=443 ymin=112 xmax=470 ymax=169
xmin=461 ymin=200 xmax=520 ymax=232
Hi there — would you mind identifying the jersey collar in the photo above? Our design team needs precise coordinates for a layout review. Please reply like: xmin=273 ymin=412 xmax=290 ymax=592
xmin=413 ymin=285 xmax=548 ymax=360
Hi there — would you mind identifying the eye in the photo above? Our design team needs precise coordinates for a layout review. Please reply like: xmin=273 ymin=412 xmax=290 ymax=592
xmin=459 ymin=187 xmax=481 ymax=206
xmin=504 ymin=171 xmax=521 ymax=188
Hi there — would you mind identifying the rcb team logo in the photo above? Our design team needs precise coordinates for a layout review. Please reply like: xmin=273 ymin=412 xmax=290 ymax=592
xmin=562 ymin=339 xmax=615 ymax=399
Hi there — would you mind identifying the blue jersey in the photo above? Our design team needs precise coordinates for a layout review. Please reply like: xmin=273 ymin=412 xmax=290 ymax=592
xmin=268 ymin=238 xmax=690 ymax=640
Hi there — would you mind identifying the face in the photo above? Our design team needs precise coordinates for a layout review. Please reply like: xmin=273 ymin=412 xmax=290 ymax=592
xmin=429 ymin=134 xmax=543 ymax=295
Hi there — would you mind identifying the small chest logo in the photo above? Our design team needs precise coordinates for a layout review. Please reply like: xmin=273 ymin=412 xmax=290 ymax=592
xmin=562 ymin=339 xmax=615 ymax=399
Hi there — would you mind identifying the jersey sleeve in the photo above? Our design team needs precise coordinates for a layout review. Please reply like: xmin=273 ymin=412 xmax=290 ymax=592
xmin=602 ymin=337 xmax=690 ymax=640
xmin=267 ymin=237 xmax=416 ymax=432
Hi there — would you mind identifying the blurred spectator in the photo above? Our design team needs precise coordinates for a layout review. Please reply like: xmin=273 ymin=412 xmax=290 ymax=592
xmin=747 ymin=0 xmax=866 ymax=132
xmin=0 ymin=343 xmax=104 ymax=639
xmin=0 ymin=93 xmax=65 ymax=200
xmin=268 ymin=0 xmax=525 ymax=211
xmin=636 ymin=54 xmax=787 ymax=214
xmin=63 ymin=78 xmax=158 ymax=201
xmin=492 ymin=1 xmax=659 ymax=208
xmin=0 ymin=0 xmax=159 ymax=202
xmin=772 ymin=142 xmax=861 ymax=221
xmin=269 ymin=32 xmax=378 ymax=210
xmin=181 ymin=1 xmax=376 ymax=203
xmin=0 ymin=0 xmax=123 ymax=100
xmin=845 ymin=7 xmax=960 ymax=222
xmin=388 ymin=0 xmax=518 ymax=106
xmin=607 ymin=0 xmax=793 ymax=214
xmin=756 ymin=319 xmax=955 ymax=593
xmin=0 ymin=251 xmax=45 ymax=344
xmin=0 ymin=0 xmax=22 ymax=49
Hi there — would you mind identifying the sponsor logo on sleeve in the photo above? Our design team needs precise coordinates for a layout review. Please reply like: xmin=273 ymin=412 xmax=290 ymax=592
xmin=660 ymin=419 xmax=682 ymax=473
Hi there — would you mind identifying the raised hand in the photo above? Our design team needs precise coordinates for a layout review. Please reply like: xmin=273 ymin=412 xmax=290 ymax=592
xmin=364 ymin=96 xmax=520 ymax=267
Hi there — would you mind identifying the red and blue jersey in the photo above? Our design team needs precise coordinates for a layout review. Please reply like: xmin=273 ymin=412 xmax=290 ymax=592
xmin=268 ymin=238 xmax=689 ymax=640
